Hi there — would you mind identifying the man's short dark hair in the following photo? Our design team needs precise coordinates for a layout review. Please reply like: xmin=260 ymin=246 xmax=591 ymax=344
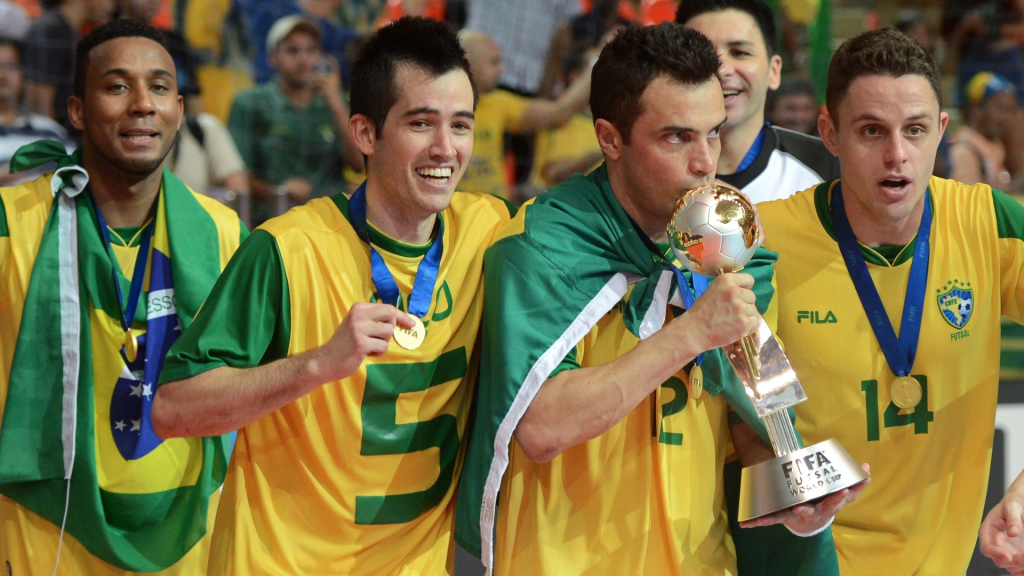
xmin=350 ymin=16 xmax=478 ymax=139
xmin=825 ymin=26 xmax=942 ymax=121
xmin=676 ymin=0 xmax=778 ymax=55
xmin=590 ymin=23 xmax=720 ymax=145
xmin=74 ymin=19 xmax=170 ymax=99
xmin=0 ymin=37 xmax=22 ymax=63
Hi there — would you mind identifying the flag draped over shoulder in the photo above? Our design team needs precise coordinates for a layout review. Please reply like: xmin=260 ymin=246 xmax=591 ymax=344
xmin=0 ymin=143 xmax=231 ymax=572
xmin=455 ymin=165 xmax=839 ymax=575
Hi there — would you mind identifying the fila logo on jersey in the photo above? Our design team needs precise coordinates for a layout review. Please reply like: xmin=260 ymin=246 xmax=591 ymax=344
xmin=797 ymin=310 xmax=837 ymax=324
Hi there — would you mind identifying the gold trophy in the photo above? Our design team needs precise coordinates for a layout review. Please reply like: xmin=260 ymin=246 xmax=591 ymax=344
xmin=667 ymin=182 xmax=868 ymax=522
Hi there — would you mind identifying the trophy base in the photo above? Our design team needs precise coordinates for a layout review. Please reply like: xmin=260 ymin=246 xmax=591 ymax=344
xmin=737 ymin=438 xmax=868 ymax=522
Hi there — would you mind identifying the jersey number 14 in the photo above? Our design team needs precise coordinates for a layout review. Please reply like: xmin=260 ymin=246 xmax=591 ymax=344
xmin=860 ymin=376 xmax=934 ymax=441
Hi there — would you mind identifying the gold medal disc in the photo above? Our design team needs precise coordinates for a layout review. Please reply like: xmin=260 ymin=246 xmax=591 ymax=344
xmin=124 ymin=330 xmax=139 ymax=363
xmin=690 ymin=365 xmax=703 ymax=399
xmin=393 ymin=316 xmax=426 ymax=350
xmin=891 ymin=376 xmax=922 ymax=409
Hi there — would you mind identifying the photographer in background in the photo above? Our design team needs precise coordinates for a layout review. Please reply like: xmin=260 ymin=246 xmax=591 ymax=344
xmin=227 ymin=15 xmax=362 ymax=225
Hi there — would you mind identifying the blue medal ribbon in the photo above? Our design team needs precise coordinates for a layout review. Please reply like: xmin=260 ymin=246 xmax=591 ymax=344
xmin=736 ymin=123 xmax=767 ymax=173
xmin=88 ymin=190 xmax=154 ymax=363
xmin=830 ymin=181 xmax=932 ymax=378
xmin=348 ymin=182 xmax=444 ymax=318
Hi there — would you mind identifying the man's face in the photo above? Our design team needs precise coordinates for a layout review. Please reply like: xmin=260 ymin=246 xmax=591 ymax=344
xmin=770 ymin=92 xmax=819 ymax=135
xmin=270 ymin=31 xmax=321 ymax=87
xmin=685 ymin=9 xmax=781 ymax=132
xmin=365 ymin=66 xmax=475 ymax=220
xmin=0 ymin=45 xmax=22 ymax=106
xmin=69 ymin=37 xmax=183 ymax=177
xmin=821 ymin=74 xmax=947 ymax=229
xmin=615 ymin=76 xmax=725 ymax=223
xmin=465 ymin=36 xmax=503 ymax=93
xmin=978 ymin=91 xmax=1018 ymax=140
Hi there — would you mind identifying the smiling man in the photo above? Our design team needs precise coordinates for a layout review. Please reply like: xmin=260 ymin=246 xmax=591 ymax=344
xmin=457 ymin=23 xmax=858 ymax=576
xmin=678 ymin=0 xmax=839 ymax=203
xmin=758 ymin=26 xmax=1024 ymax=575
xmin=0 ymin=19 xmax=245 ymax=575
xmin=152 ymin=16 xmax=513 ymax=576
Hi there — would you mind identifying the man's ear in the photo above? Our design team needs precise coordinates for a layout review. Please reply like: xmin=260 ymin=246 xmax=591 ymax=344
xmin=349 ymin=114 xmax=376 ymax=158
xmin=594 ymin=118 xmax=622 ymax=162
xmin=819 ymin=111 xmax=838 ymax=157
xmin=767 ymin=54 xmax=783 ymax=91
xmin=68 ymin=96 xmax=85 ymax=132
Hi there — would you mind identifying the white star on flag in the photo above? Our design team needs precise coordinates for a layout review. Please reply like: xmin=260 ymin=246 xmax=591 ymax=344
xmin=130 ymin=383 xmax=143 ymax=398
xmin=142 ymin=384 xmax=153 ymax=399
xmin=131 ymin=419 xmax=141 ymax=432
xmin=114 ymin=420 xmax=126 ymax=431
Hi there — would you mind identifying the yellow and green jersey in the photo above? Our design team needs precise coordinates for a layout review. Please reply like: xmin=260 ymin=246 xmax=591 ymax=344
xmin=458 ymin=89 xmax=530 ymax=199
xmin=759 ymin=177 xmax=1024 ymax=575
xmin=530 ymin=112 xmax=602 ymax=190
xmin=495 ymin=290 xmax=738 ymax=575
xmin=0 ymin=172 xmax=243 ymax=575
xmin=160 ymin=191 xmax=513 ymax=575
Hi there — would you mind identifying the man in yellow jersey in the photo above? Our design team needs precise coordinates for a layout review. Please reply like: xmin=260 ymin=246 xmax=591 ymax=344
xmin=757 ymin=26 xmax=1024 ymax=575
xmin=457 ymin=23 xmax=862 ymax=576
xmin=153 ymin=16 xmax=514 ymax=576
xmin=457 ymin=30 xmax=592 ymax=201
xmin=0 ymin=18 xmax=245 ymax=575
xmin=982 ymin=468 xmax=1024 ymax=573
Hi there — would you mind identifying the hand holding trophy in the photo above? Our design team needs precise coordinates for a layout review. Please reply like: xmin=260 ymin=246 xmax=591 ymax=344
xmin=667 ymin=181 xmax=869 ymax=524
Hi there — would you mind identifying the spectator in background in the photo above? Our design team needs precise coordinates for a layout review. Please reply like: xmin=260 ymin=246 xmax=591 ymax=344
xmin=895 ymin=9 xmax=937 ymax=56
xmin=458 ymin=30 xmax=592 ymax=202
xmin=767 ymin=75 xmax=820 ymax=136
xmin=0 ymin=37 xmax=73 ymax=186
xmin=179 ymin=0 xmax=255 ymax=122
xmin=465 ymin=0 xmax=581 ymax=189
xmin=161 ymin=28 xmax=249 ymax=201
xmin=228 ymin=15 xmax=362 ymax=224
xmin=539 ymin=0 xmax=628 ymax=98
xmin=531 ymin=47 xmax=603 ymax=191
xmin=948 ymin=72 xmax=1016 ymax=187
xmin=247 ymin=0 xmax=356 ymax=87
xmin=942 ymin=0 xmax=1024 ymax=104
xmin=23 ymin=0 xmax=114 ymax=137
xmin=0 ymin=1 xmax=31 ymax=40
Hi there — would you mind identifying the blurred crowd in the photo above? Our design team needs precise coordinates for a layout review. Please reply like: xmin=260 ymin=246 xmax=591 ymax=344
xmin=5 ymin=0 xmax=1024 ymax=227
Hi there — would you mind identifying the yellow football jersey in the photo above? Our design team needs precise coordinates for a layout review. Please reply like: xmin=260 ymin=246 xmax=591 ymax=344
xmin=198 ymin=192 xmax=512 ymax=575
xmin=530 ymin=113 xmax=602 ymax=189
xmin=759 ymin=177 xmax=1024 ymax=575
xmin=0 ymin=179 xmax=241 ymax=575
xmin=494 ymin=286 xmax=738 ymax=576
xmin=458 ymin=89 xmax=530 ymax=198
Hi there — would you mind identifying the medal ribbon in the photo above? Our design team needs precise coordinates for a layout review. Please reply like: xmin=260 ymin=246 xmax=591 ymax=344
xmin=87 ymin=189 xmax=154 ymax=363
xmin=625 ymin=212 xmax=709 ymax=366
xmin=348 ymin=182 xmax=443 ymax=318
xmin=830 ymin=181 xmax=932 ymax=377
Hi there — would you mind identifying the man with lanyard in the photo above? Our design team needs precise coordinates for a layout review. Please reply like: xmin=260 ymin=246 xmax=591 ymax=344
xmin=678 ymin=0 xmax=839 ymax=204
xmin=0 ymin=19 xmax=245 ymax=575
xmin=457 ymin=23 xmax=863 ymax=576
xmin=152 ymin=17 xmax=514 ymax=575
xmin=757 ymin=27 xmax=1024 ymax=575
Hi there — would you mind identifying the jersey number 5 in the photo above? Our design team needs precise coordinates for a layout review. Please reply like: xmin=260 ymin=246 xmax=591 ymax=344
xmin=860 ymin=376 xmax=934 ymax=442
xmin=355 ymin=347 xmax=468 ymax=524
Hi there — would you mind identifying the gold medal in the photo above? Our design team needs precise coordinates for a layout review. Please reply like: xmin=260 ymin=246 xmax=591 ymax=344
xmin=689 ymin=364 xmax=703 ymax=400
xmin=891 ymin=375 xmax=922 ymax=409
xmin=124 ymin=329 xmax=139 ymax=363
xmin=393 ymin=316 xmax=426 ymax=350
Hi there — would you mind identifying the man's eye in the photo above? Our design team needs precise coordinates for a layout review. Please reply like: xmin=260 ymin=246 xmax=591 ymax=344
xmin=908 ymin=126 xmax=924 ymax=136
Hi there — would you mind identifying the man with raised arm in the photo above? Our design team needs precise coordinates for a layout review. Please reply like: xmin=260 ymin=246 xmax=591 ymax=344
xmin=153 ymin=16 xmax=514 ymax=576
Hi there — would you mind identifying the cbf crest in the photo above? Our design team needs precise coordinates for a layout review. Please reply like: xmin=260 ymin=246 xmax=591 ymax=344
xmin=937 ymin=279 xmax=973 ymax=329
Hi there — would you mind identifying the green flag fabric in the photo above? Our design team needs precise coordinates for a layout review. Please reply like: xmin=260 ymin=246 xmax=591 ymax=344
xmin=455 ymin=165 xmax=839 ymax=575
xmin=0 ymin=142 xmax=232 ymax=571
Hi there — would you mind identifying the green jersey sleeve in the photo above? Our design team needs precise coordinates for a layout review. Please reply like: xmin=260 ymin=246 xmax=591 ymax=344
xmin=993 ymin=189 xmax=1024 ymax=322
xmin=159 ymin=229 xmax=291 ymax=384
xmin=0 ymin=192 xmax=7 ymax=237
